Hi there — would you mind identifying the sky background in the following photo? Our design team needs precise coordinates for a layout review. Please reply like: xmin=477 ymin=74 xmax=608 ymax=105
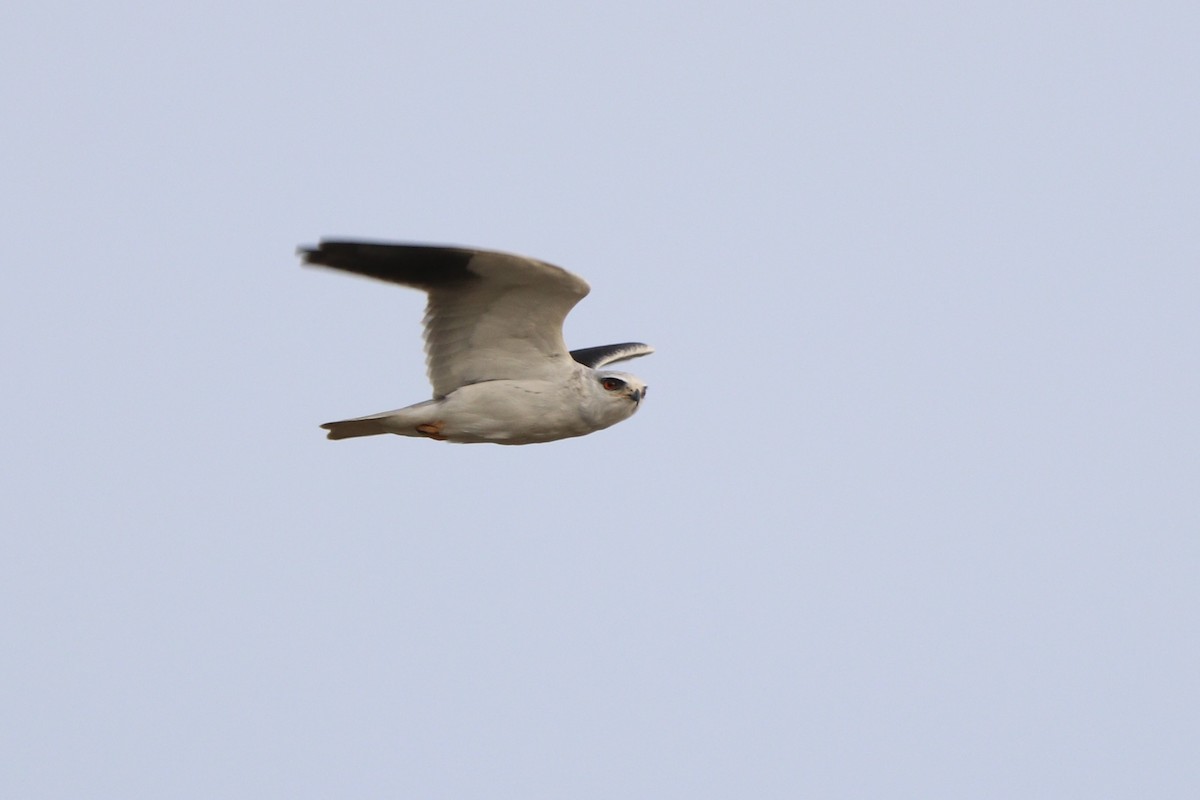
xmin=3 ymin=1 xmax=1198 ymax=797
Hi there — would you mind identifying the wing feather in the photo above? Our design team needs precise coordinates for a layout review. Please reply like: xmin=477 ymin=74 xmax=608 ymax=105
xmin=301 ymin=241 xmax=590 ymax=397
xmin=569 ymin=342 xmax=655 ymax=368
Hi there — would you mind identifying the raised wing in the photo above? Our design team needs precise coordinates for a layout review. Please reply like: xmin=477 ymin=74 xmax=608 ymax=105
xmin=300 ymin=241 xmax=590 ymax=397
xmin=570 ymin=342 xmax=655 ymax=368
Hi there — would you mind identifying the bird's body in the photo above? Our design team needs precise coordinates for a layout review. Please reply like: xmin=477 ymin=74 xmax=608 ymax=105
xmin=300 ymin=241 xmax=652 ymax=445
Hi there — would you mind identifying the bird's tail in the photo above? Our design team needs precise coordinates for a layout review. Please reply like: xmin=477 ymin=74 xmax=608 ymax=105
xmin=319 ymin=402 xmax=437 ymax=440
xmin=320 ymin=411 xmax=400 ymax=440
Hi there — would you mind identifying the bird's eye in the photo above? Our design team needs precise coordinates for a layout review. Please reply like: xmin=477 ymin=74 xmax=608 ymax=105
xmin=601 ymin=377 xmax=626 ymax=392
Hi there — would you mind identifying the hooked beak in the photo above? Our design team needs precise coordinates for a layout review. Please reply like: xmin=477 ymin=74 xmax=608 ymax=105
xmin=630 ymin=387 xmax=645 ymax=403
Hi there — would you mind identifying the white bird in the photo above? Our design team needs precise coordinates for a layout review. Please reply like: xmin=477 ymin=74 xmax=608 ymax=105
xmin=300 ymin=240 xmax=654 ymax=445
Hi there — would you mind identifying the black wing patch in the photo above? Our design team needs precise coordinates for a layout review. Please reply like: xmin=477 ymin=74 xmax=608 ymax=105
xmin=299 ymin=240 xmax=478 ymax=289
xmin=570 ymin=342 xmax=655 ymax=368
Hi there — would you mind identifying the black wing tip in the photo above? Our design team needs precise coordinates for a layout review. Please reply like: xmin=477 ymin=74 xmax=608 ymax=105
xmin=570 ymin=342 xmax=655 ymax=368
xmin=296 ymin=240 xmax=350 ymax=269
xmin=297 ymin=239 xmax=478 ymax=287
xmin=297 ymin=239 xmax=392 ymax=266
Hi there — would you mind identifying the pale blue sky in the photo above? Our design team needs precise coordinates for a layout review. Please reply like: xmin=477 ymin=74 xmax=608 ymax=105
xmin=3 ymin=1 xmax=1198 ymax=797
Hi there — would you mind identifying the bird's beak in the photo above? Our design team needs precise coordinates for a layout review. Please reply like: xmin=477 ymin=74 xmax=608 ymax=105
xmin=630 ymin=388 xmax=644 ymax=403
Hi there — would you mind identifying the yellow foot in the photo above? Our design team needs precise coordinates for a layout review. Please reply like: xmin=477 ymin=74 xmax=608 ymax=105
xmin=415 ymin=422 xmax=448 ymax=441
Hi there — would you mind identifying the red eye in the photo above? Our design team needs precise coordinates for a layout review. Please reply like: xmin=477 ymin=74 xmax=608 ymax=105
xmin=601 ymin=378 xmax=625 ymax=391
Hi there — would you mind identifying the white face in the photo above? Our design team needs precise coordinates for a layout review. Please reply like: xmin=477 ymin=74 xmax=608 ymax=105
xmin=595 ymin=371 xmax=647 ymax=409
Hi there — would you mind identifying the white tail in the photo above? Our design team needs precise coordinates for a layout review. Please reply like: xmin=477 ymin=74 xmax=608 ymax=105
xmin=319 ymin=402 xmax=437 ymax=440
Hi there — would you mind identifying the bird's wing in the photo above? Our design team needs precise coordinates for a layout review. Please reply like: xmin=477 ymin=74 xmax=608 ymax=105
xmin=300 ymin=241 xmax=590 ymax=397
xmin=569 ymin=342 xmax=655 ymax=368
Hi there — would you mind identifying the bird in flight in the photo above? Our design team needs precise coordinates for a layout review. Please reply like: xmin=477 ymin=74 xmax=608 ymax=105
xmin=300 ymin=240 xmax=653 ymax=445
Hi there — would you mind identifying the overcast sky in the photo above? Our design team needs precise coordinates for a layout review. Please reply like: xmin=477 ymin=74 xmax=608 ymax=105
xmin=3 ymin=1 xmax=1198 ymax=797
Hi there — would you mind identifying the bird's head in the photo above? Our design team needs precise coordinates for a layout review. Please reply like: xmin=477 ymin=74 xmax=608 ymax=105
xmin=590 ymin=371 xmax=647 ymax=420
